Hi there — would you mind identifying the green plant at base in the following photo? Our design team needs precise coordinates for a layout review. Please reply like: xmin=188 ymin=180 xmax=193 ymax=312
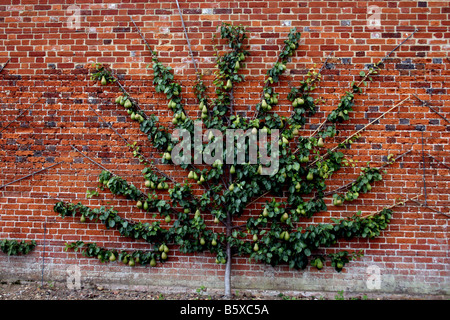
xmin=0 ymin=239 xmax=36 ymax=256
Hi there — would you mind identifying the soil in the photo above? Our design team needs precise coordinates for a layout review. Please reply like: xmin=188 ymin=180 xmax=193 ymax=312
xmin=0 ymin=281 xmax=443 ymax=300
xmin=0 ymin=281 xmax=333 ymax=300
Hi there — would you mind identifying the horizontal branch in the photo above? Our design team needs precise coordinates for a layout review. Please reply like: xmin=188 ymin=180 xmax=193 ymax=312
xmin=361 ymin=194 xmax=421 ymax=218
xmin=0 ymin=97 xmax=42 ymax=134
xmin=0 ymin=161 xmax=64 ymax=190
xmin=322 ymin=149 xmax=413 ymax=197
xmin=305 ymin=95 xmax=411 ymax=167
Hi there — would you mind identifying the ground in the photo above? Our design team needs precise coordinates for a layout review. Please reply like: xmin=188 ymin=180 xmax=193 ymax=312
xmin=1 ymin=280 xmax=443 ymax=300
xmin=0 ymin=281 xmax=380 ymax=300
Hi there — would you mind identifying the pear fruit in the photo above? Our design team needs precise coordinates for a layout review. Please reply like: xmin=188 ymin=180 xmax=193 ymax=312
xmin=136 ymin=200 xmax=143 ymax=209
xmin=101 ymin=76 xmax=107 ymax=85
xmin=124 ymin=99 xmax=132 ymax=109
xmin=150 ymin=258 xmax=157 ymax=267
xmin=307 ymin=171 xmax=314 ymax=181
xmin=165 ymin=215 xmax=171 ymax=223
xmin=161 ymin=252 xmax=168 ymax=260
xmin=109 ymin=253 xmax=116 ymax=262
xmin=317 ymin=137 xmax=324 ymax=147
xmin=261 ymin=99 xmax=268 ymax=110
xmin=80 ymin=215 xmax=86 ymax=223
xmin=257 ymin=165 xmax=263 ymax=175
xmin=225 ymin=79 xmax=232 ymax=90
xmin=316 ymin=259 xmax=323 ymax=270
xmin=230 ymin=165 xmax=236 ymax=174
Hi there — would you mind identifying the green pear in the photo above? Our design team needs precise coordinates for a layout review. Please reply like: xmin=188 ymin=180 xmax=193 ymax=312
xmin=261 ymin=99 xmax=268 ymax=110
xmin=225 ymin=79 xmax=232 ymax=90
xmin=317 ymin=137 xmax=324 ymax=147
xmin=124 ymin=99 xmax=132 ymax=109
xmin=316 ymin=259 xmax=323 ymax=270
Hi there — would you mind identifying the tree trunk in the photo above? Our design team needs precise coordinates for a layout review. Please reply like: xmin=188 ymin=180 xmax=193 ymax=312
xmin=224 ymin=211 xmax=232 ymax=297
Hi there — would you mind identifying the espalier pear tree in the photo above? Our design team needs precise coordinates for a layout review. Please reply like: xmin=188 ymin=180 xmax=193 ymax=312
xmin=54 ymin=22 xmax=415 ymax=297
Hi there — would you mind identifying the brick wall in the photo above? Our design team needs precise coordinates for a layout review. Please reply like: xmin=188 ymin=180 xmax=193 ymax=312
xmin=0 ymin=0 xmax=448 ymax=296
